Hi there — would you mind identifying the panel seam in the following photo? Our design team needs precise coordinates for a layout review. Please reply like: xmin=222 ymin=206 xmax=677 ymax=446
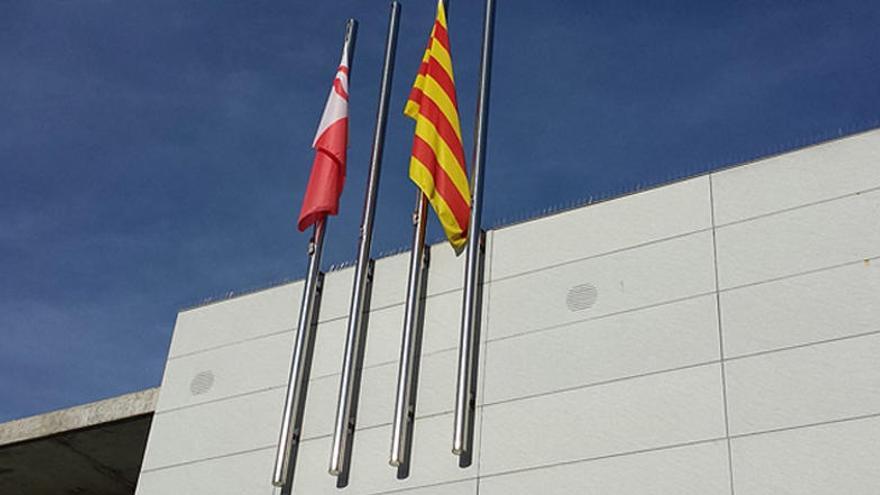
xmin=713 ymin=184 xmax=880 ymax=229
xmin=490 ymin=227 xmax=712 ymax=283
xmin=167 ymin=253 xmax=880 ymax=364
xmin=154 ymin=327 xmax=880 ymax=418
xmin=139 ymin=410 xmax=880 ymax=480
xmin=709 ymin=174 xmax=737 ymax=495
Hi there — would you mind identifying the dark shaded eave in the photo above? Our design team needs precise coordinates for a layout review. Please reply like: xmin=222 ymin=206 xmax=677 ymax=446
xmin=0 ymin=388 xmax=157 ymax=495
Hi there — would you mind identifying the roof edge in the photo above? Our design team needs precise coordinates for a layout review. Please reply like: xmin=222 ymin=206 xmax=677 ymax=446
xmin=179 ymin=122 xmax=880 ymax=313
xmin=0 ymin=387 xmax=159 ymax=447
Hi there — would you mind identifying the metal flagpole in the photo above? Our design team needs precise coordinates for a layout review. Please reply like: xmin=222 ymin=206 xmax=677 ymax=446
xmin=329 ymin=1 xmax=401 ymax=483
xmin=272 ymin=19 xmax=357 ymax=493
xmin=389 ymin=191 xmax=429 ymax=471
xmin=390 ymin=0 xmax=451 ymax=473
xmin=454 ymin=0 xmax=496 ymax=460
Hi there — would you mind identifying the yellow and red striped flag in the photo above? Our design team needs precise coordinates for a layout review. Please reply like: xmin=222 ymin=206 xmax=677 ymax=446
xmin=405 ymin=0 xmax=470 ymax=252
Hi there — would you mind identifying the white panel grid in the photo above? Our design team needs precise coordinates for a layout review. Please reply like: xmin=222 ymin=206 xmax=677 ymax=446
xmin=708 ymin=146 xmax=880 ymax=495
xmin=488 ymin=230 xmax=717 ymax=342
xmin=141 ymin=387 xmax=282 ymax=472
xmin=491 ymin=177 xmax=712 ymax=280
xmin=711 ymin=129 xmax=880 ymax=225
xmin=139 ymin=234 xmax=494 ymax=492
xmin=142 ymin=293 xmax=490 ymax=474
xmin=481 ymin=295 xmax=720 ymax=406
xmin=714 ymin=189 xmax=880 ymax=290
xmin=169 ymin=282 xmax=302 ymax=359
xmin=478 ymin=440 xmax=731 ymax=495
xmin=135 ymin=447 xmax=278 ymax=495
xmin=730 ymin=416 xmax=880 ymax=495
xmin=478 ymin=364 xmax=728 ymax=476
xmin=291 ymin=411 xmax=483 ymax=495
xmin=720 ymin=259 xmax=880 ymax=358
xmin=139 ymin=132 xmax=880 ymax=495
xmin=724 ymin=333 xmax=880 ymax=437
xmin=156 ymin=331 xmax=293 ymax=413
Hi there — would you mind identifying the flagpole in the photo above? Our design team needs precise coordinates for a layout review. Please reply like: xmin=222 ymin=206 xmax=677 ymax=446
xmin=454 ymin=0 xmax=496 ymax=460
xmin=389 ymin=190 xmax=429 ymax=471
xmin=272 ymin=19 xmax=357 ymax=493
xmin=329 ymin=1 xmax=401 ymax=483
xmin=390 ymin=0 xmax=453 ymax=474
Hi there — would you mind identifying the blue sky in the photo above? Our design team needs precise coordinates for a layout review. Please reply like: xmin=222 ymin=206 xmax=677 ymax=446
xmin=1 ymin=0 xmax=878 ymax=422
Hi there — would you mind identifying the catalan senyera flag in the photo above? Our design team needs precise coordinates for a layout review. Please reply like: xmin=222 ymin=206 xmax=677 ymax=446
xmin=405 ymin=0 xmax=470 ymax=251
xmin=297 ymin=45 xmax=351 ymax=232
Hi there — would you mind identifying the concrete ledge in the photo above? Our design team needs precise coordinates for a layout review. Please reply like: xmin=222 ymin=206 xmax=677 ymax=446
xmin=0 ymin=388 xmax=158 ymax=446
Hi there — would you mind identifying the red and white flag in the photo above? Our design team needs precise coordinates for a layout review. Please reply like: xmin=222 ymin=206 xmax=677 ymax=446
xmin=297 ymin=46 xmax=350 ymax=231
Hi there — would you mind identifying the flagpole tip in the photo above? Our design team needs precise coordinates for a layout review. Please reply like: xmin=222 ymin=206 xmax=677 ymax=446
xmin=344 ymin=18 xmax=358 ymax=43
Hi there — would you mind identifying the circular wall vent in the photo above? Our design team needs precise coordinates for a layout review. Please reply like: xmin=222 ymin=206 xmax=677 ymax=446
xmin=566 ymin=283 xmax=598 ymax=312
xmin=190 ymin=370 xmax=215 ymax=396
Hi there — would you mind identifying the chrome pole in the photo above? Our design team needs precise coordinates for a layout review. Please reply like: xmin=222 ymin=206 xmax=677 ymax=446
xmin=390 ymin=0 xmax=450 ymax=472
xmin=329 ymin=1 xmax=401 ymax=480
xmin=272 ymin=19 xmax=357 ymax=492
xmin=389 ymin=192 xmax=429 ymax=469
xmin=454 ymin=0 xmax=496 ymax=458
xmin=272 ymin=220 xmax=327 ymax=489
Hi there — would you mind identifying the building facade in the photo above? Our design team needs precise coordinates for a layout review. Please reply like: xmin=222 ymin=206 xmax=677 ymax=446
xmin=134 ymin=130 xmax=880 ymax=495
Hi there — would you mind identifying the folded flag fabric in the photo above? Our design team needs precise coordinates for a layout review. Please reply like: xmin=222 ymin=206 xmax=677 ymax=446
xmin=405 ymin=0 xmax=471 ymax=251
xmin=298 ymin=45 xmax=351 ymax=232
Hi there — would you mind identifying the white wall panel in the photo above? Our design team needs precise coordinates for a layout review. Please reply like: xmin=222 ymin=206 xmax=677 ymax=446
xmin=722 ymin=260 xmax=880 ymax=358
xmin=423 ymin=240 xmax=469 ymax=294
xmin=299 ymin=349 xmax=459 ymax=441
xmin=712 ymin=130 xmax=880 ymax=225
xmin=299 ymin=288 xmax=490 ymax=440
xmin=380 ymin=480 xmax=477 ymax=495
xmin=419 ymin=289 xmax=469 ymax=355
xmin=480 ymin=364 xmax=726 ymax=475
xmin=731 ymin=416 xmax=880 ymax=495
xmin=479 ymin=440 xmax=730 ymax=495
xmin=316 ymin=241 xmax=469 ymax=323
xmin=368 ymin=252 xmax=411 ymax=311
xmin=139 ymin=134 xmax=880 ymax=495
xmin=316 ymin=254 xmax=424 ymax=323
xmin=715 ymin=190 xmax=880 ymax=289
xmin=726 ymin=334 xmax=880 ymax=435
xmin=319 ymin=248 xmax=460 ymax=321
xmin=488 ymin=231 xmax=715 ymax=341
xmin=141 ymin=388 xmax=282 ymax=471
xmin=314 ymin=267 xmax=354 ymax=323
xmin=166 ymin=246 xmax=464 ymax=361
xmin=492 ymin=177 xmax=711 ymax=280
xmin=136 ymin=448 xmax=276 ymax=495
xmin=147 ymin=285 xmax=484 ymax=470
xmin=310 ymin=289 xmax=468 ymax=382
xmin=157 ymin=331 xmax=292 ymax=412
xmin=170 ymin=282 xmax=302 ymax=358
xmin=307 ymin=316 xmax=349 ymax=380
xmin=138 ymin=445 xmax=477 ymax=495
xmin=483 ymin=295 xmax=719 ymax=404
xmin=293 ymin=412 xmax=480 ymax=495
